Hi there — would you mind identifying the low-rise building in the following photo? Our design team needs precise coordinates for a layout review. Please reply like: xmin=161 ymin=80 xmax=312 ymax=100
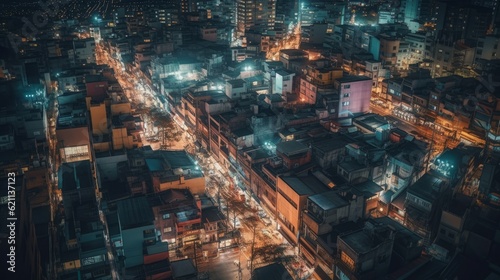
xmin=334 ymin=222 xmax=395 ymax=279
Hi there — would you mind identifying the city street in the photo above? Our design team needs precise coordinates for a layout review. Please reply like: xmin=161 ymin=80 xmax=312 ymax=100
xmin=97 ymin=41 xmax=323 ymax=279
xmin=370 ymin=102 xmax=456 ymax=152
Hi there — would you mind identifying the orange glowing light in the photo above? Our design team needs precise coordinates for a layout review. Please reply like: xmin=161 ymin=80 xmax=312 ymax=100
xmin=266 ymin=23 xmax=301 ymax=61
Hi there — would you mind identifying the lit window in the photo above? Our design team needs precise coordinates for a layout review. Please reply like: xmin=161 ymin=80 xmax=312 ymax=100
xmin=342 ymin=101 xmax=350 ymax=106
xmin=164 ymin=227 xmax=172 ymax=233
xmin=341 ymin=251 xmax=355 ymax=270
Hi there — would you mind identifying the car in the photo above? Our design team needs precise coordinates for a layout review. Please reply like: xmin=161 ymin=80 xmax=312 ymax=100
xmin=261 ymin=217 xmax=272 ymax=226
xmin=233 ymin=218 xmax=241 ymax=228
xmin=218 ymin=199 xmax=227 ymax=211
xmin=220 ymin=203 xmax=227 ymax=211
xmin=261 ymin=229 xmax=272 ymax=238
xmin=258 ymin=210 xmax=266 ymax=219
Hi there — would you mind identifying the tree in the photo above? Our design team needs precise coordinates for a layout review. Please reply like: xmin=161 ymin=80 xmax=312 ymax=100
xmin=148 ymin=110 xmax=180 ymax=148
xmin=252 ymin=244 xmax=291 ymax=264
xmin=224 ymin=190 xmax=246 ymax=232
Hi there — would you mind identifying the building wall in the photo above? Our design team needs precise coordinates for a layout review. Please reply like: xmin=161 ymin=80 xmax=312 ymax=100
xmin=90 ymin=103 xmax=108 ymax=135
xmin=299 ymin=78 xmax=318 ymax=104
xmin=276 ymin=177 xmax=307 ymax=244
xmin=275 ymin=72 xmax=295 ymax=95
xmin=111 ymin=102 xmax=131 ymax=116
xmin=157 ymin=176 xmax=205 ymax=195
xmin=57 ymin=127 xmax=91 ymax=163
xmin=201 ymin=28 xmax=218 ymax=42
xmin=121 ymin=225 xmax=155 ymax=268
xmin=379 ymin=37 xmax=400 ymax=70
xmin=112 ymin=127 xmax=128 ymax=150
xmin=85 ymin=81 xmax=108 ymax=100
xmin=96 ymin=153 xmax=127 ymax=181
xmin=337 ymin=79 xmax=372 ymax=118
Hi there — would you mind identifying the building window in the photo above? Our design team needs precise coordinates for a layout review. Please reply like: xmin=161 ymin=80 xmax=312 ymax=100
xmin=340 ymin=251 xmax=355 ymax=271
xmin=344 ymin=84 xmax=350 ymax=89
xmin=342 ymin=101 xmax=350 ymax=106
xmin=164 ymin=227 xmax=172 ymax=233
xmin=343 ymin=93 xmax=350 ymax=98
xmin=162 ymin=213 xmax=171 ymax=219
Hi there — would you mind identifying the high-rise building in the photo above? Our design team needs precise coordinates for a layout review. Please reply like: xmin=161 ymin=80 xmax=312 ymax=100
xmin=276 ymin=0 xmax=298 ymax=27
xmin=435 ymin=1 xmax=491 ymax=42
xmin=473 ymin=0 xmax=500 ymax=32
xmin=405 ymin=0 xmax=421 ymax=32
xmin=236 ymin=0 xmax=276 ymax=36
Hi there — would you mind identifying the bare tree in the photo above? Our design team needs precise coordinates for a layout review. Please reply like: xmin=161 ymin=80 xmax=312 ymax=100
xmin=223 ymin=191 xmax=245 ymax=232
xmin=149 ymin=110 xmax=179 ymax=148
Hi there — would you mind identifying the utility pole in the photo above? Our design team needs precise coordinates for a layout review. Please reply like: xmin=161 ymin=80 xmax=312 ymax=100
xmin=238 ymin=255 xmax=242 ymax=280
xmin=425 ymin=123 xmax=436 ymax=172
xmin=193 ymin=240 xmax=198 ymax=268
xmin=249 ymin=224 xmax=256 ymax=277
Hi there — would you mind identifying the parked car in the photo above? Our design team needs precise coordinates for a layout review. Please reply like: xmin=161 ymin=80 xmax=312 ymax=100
xmin=261 ymin=217 xmax=272 ymax=226
xmin=261 ymin=229 xmax=272 ymax=238
xmin=258 ymin=210 xmax=266 ymax=219
xmin=233 ymin=218 xmax=241 ymax=228
xmin=219 ymin=199 xmax=227 ymax=211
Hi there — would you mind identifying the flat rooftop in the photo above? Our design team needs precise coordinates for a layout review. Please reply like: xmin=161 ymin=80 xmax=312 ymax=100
xmin=276 ymin=140 xmax=309 ymax=156
xmin=117 ymin=196 xmax=154 ymax=230
xmin=58 ymin=160 xmax=93 ymax=191
xmin=408 ymin=172 xmax=445 ymax=203
xmin=309 ymin=190 xmax=348 ymax=211
xmin=337 ymin=75 xmax=372 ymax=83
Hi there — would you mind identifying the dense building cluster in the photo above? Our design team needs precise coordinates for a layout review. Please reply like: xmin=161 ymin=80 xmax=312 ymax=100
xmin=1 ymin=1 xmax=500 ymax=280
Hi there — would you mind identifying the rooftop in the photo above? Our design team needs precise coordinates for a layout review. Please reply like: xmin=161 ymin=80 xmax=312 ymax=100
xmin=58 ymin=160 xmax=93 ymax=191
xmin=171 ymin=258 xmax=197 ymax=279
xmin=311 ymin=134 xmax=351 ymax=153
xmin=281 ymin=175 xmax=329 ymax=196
xmin=353 ymin=113 xmax=390 ymax=132
xmin=227 ymin=79 xmax=246 ymax=87
xmin=337 ymin=75 xmax=372 ymax=83
xmin=281 ymin=176 xmax=316 ymax=196
xmin=276 ymin=69 xmax=295 ymax=76
xmin=201 ymin=206 xmax=226 ymax=224
xmin=144 ymin=259 xmax=171 ymax=278
xmin=309 ymin=190 xmax=348 ymax=211
xmin=117 ymin=196 xmax=154 ymax=230
xmin=280 ymin=49 xmax=308 ymax=57
xmin=340 ymin=226 xmax=393 ymax=255
xmin=276 ymin=140 xmax=309 ymax=157
xmin=408 ymin=172 xmax=446 ymax=203
xmin=252 ymin=263 xmax=291 ymax=280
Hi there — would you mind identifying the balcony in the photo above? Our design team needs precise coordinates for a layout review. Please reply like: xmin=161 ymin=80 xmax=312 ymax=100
xmin=303 ymin=211 xmax=332 ymax=236
xmin=316 ymin=245 xmax=334 ymax=268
